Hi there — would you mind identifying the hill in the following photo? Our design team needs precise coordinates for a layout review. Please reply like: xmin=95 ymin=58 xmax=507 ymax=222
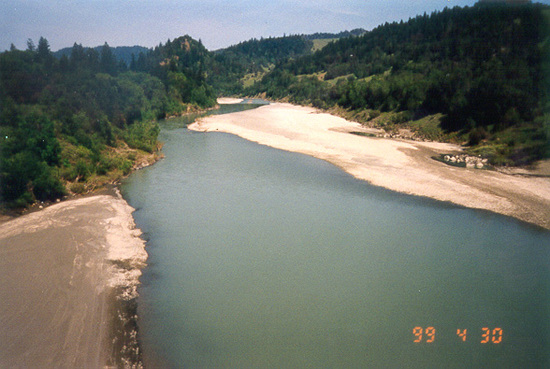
xmin=2 ymin=2 xmax=549 ymax=210
xmin=54 ymin=45 xmax=150 ymax=67
xmin=248 ymin=2 xmax=550 ymax=166
xmin=208 ymin=31 xmax=367 ymax=95
xmin=130 ymin=35 xmax=216 ymax=108
xmin=302 ymin=28 xmax=367 ymax=40
xmin=0 ymin=35 xmax=215 ymax=207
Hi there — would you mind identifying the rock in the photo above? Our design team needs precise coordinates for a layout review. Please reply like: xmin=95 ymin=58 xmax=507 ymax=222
xmin=442 ymin=153 xmax=488 ymax=169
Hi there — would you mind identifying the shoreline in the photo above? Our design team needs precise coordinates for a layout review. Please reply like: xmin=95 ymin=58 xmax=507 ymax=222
xmin=0 ymin=98 xmax=234 ymax=367
xmin=217 ymin=97 xmax=245 ymax=104
xmin=1 ymin=98 xmax=547 ymax=366
xmin=189 ymin=102 xmax=550 ymax=230
xmin=0 ymin=98 xmax=243 ymax=367
xmin=0 ymin=191 xmax=146 ymax=368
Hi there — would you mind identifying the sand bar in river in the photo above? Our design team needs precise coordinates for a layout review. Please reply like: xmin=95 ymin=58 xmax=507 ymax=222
xmin=0 ymin=192 xmax=146 ymax=368
xmin=190 ymin=102 xmax=550 ymax=229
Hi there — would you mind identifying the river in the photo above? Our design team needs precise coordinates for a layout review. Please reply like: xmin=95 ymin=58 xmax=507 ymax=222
xmin=122 ymin=102 xmax=550 ymax=368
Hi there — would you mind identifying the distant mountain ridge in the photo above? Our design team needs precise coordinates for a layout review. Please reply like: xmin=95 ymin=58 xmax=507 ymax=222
xmin=54 ymin=45 xmax=150 ymax=66
xmin=50 ymin=28 xmax=365 ymax=71
xmin=302 ymin=28 xmax=366 ymax=40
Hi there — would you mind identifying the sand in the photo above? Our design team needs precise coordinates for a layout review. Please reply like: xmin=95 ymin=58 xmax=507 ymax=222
xmin=1 ymin=101 xmax=547 ymax=367
xmin=189 ymin=102 xmax=550 ymax=230
xmin=0 ymin=191 xmax=146 ymax=368
xmin=217 ymin=97 xmax=244 ymax=104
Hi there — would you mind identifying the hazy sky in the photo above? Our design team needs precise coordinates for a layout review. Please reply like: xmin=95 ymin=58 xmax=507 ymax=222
xmin=1 ymin=0 xmax=548 ymax=52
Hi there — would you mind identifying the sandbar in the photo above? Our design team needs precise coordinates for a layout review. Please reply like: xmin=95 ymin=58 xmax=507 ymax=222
xmin=217 ymin=97 xmax=244 ymax=104
xmin=0 ymin=191 xmax=146 ymax=367
xmin=189 ymin=102 xmax=550 ymax=229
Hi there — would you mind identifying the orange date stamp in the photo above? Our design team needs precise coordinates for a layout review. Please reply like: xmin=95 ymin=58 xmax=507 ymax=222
xmin=413 ymin=326 xmax=503 ymax=344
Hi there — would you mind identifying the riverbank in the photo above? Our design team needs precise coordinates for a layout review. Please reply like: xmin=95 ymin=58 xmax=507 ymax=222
xmin=189 ymin=102 xmax=550 ymax=230
xmin=217 ymin=97 xmax=245 ymax=104
xmin=0 ymin=190 xmax=146 ymax=368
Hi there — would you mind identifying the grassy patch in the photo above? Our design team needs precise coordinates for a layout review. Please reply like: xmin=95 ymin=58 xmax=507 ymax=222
xmin=242 ymin=72 xmax=264 ymax=88
xmin=350 ymin=131 xmax=378 ymax=138
xmin=324 ymin=74 xmax=355 ymax=86
xmin=311 ymin=39 xmax=336 ymax=52
xmin=408 ymin=114 xmax=444 ymax=141
xmin=465 ymin=123 xmax=549 ymax=166
xmin=241 ymin=65 xmax=273 ymax=88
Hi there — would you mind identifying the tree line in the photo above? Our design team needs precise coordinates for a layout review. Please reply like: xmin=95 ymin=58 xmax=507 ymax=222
xmin=2 ymin=2 xmax=549 ymax=208
xmin=247 ymin=2 xmax=550 ymax=165
xmin=0 ymin=36 xmax=216 ymax=207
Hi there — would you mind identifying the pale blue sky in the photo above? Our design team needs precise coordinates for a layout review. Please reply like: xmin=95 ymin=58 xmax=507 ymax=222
xmin=1 ymin=0 xmax=547 ymax=52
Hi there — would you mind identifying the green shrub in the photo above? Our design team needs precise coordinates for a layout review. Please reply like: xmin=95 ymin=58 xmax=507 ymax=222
xmin=33 ymin=169 xmax=66 ymax=201
xmin=60 ymin=165 xmax=78 ymax=181
xmin=97 ymin=156 xmax=115 ymax=175
xmin=119 ymin=159 xmax=133 ymax=175
xmin=70 ymin=182 xmax=86 ymax=194
xmin=13 ymin=192 xmax=34 ymax=208
xmin=75 ymin=159 xmax=91 ymax=181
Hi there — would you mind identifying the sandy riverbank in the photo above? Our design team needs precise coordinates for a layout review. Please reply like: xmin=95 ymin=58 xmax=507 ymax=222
xmin=0 ymin=191 xmax=146 ymax=368
xmin=189 ymin=102 xmax=550 ymax=230
xmin=217 ymin=97 xmax=244 ymax=104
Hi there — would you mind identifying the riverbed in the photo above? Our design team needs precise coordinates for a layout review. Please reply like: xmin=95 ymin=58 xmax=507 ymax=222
xmin=123 ymin=102 xmax=550 ymax=368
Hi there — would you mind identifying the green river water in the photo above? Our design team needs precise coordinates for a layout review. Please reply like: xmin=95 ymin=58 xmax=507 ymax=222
xmin=122 ymin=103 xmax=550 ymax=368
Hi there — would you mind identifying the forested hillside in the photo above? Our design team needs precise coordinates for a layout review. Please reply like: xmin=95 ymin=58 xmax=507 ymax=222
xmin=248 ymin=2 xmax=550 ymax=166
xmin=208 ymin=31 xmax=367 ymax=95
xmin=2 ymin=2 xmax=549 ymax=209
xmin=208 ymin=36 xmax=313 ymax=95
xmin=131 ymin=35 xmax=217 ymax=108
xmin=0 ymin=36 xmax=215 ymax=207
xmin=302 ymin=29 xmax=366 ymax=40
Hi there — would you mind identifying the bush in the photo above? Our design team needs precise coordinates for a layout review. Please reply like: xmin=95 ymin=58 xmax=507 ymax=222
xmin=0 ymin=151 xmax=41 ymax=202
xmin=125 ymin=120 xmax=159 ymax=153
xmin=468 ymin=127 xmax=487 ymax=146
xmin=33 ymin=168 xmax=66 ymax=201
xmin=97 ymin=156 xmax=115 ymax=175
xmin=13 ymin=192 xmax=34 ymax=208
xmin=119 ymin=159 xmax=133 ymax=175
xmin=75 ymin=159 xmax=92 ymax=181
xmin=60 ymin=165 xmax=78 ymax=181
xmin=69 ymin=183 xmax=86 ymax=194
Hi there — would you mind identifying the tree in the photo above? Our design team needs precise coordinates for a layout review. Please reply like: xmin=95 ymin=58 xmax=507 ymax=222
xmin=100 ymin=42 xmax=118 ymax=75
xmin=26 ymin=38 xmax=35 ymax=52
xmin=37 ymin=37 xmax=50 ymax=59
xmin=37 ymin=37 xmax=54 ymax=69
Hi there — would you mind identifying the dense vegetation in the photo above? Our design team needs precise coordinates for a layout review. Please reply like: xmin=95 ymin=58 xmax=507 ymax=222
xmin=302 ymin=29 xmax=366 ymax=40
xmin=207 ymin=32 xmax=369 ymax=95
xmin=0 ymin=36 xmax=215 ymax=207
xmin=248 ymin=2 xmax=550 ymax=166
xmin=2 ymin=2 xmax=549 ymax=209
xmin=54 ymin=45 xmax=150 ymax=67
xmin=131 ymin=36 xmax=217 ymax=108
xmin=207 ymin=36 xmax=314 ymax=95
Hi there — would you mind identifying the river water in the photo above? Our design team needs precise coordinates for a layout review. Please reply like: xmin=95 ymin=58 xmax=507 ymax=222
xmin=122 ymin=103 xmax=550 ymax=368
